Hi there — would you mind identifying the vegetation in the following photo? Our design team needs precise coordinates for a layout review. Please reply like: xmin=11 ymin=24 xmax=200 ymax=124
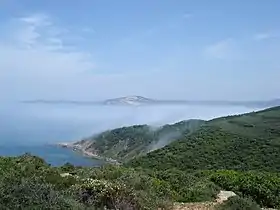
xmin=215 ymin=196 xmax=261 ymax=210
xmin=0 ymin=154 xmax=173 ymax=209
xmin=2 ymin=106 xmax=280 ymax=209
xmin=150 ymin=169 xmax=220 ymax=203
xmin=128 ymin=107 xmax=280 ymax=172
xmin=75 ymin=119 xmax=204 ymax=162
xmin=127 ymin=106 xmax=280 ymax=208
xmin=209 ymin=170 xmax=280 ymax=208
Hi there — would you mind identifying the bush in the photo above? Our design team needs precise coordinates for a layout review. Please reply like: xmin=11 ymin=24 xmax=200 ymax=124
xmin=215 ymin=196 xmax=261 ymax=210
xmin=210 ymin=170 xmax=280 ymax=208
xmin=71 ymin=178 xmax=141 ymax=209
xmin=60 ymin=162 xmax=76 ymax=172
xmin=0 ymin=176 xmax=81 ymax=209
xmin=153 ymin=169 xmax=220 ymax=202
xmin=87 ymin=165 xmax=174 ymax=209
xmin=0 ymin=155 xmax=174 ymax=209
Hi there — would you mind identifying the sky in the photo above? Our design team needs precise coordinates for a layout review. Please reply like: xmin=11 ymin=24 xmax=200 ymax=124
xmin=0 ymin=0 xmax=280 ymax=101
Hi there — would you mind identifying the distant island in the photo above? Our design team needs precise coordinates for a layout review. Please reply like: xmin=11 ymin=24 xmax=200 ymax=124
xmin=22 ymin=95 xmax=280 ymax=108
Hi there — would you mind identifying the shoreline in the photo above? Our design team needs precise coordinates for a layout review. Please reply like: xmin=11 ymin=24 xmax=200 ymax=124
xmin=56 ymin=142 xmax=120 ymax=165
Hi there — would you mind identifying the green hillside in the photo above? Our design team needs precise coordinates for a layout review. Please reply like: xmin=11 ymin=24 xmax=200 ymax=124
xmin=125 ymin=107 xmax=280 ymax=208
xmin=128 ymin=106 xmax=280 ymax=172
xmin=74 ymin=119 xmax=204 ymax=162
xmin=2 ymin=107 xmax=280 ymax=209
xmin=0 ymin=154 xmax=175 ymax=209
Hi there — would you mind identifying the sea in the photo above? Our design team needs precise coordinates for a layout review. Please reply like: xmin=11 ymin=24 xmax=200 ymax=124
xmin=0 ymin=102 xmax=258 ymax=166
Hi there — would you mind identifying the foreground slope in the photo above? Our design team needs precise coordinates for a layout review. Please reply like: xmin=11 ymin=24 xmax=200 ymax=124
xmin=74 ymin=119 xmax=204 ymax=162
xmin=2 ymin=153 xmax=268 ymax=209
xmin=0 ymin=154 xmax=176 ymax=209
xmin=128 ymin=106 xmax=280 ymax=172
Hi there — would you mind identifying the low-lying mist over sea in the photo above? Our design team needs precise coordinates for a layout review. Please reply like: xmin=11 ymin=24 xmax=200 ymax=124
xmin=0 ymin=101 xmax=264 ymax=166
xmin=1 ymin=102 xmax=258 ymax=146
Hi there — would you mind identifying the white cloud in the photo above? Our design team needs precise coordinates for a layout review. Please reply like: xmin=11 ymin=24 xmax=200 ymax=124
xmin=15 ymin=13 xmax=64 ymax=50
xmin=0 ymin=13 xmax=96 ymax=100
xmin=1 ymin=13 xmax=279 ymax=102
xmin=204 ymin=38 xmax=236 ymax=59
xmin=17 ymin=24 xmax=40 ymax=47
xmin=253 ymin=32 xmax=277 ymax=41
xmin=19 ymin=13 xmax=51 ymax=27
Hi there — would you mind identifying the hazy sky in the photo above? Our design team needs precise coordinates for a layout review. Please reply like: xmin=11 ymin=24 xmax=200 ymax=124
xmin=0 ymin=0 xmax=279 ymax=101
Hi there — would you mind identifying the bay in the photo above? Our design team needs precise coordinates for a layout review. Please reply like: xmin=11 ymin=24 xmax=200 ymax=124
xmin=0 ymin=145 xmax=103 ymax=167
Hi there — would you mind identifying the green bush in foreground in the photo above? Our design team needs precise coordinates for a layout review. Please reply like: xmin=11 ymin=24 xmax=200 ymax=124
xmin=0 ymin=155 xmax=173 ymax=209
xmin=210 ymin=170 xmax=280 ymax=208
xmin=71 ymin=178 xmax=140 ymax=209
xmin=151 ymin=169 xmax=220 ymax=203
xmin=0 ymin=176 xmax=82 ymax=210
xmin=215 ymin=196 xmax=261 ymax=210
xmin=85 ymin=165 xmax=174 ymax=209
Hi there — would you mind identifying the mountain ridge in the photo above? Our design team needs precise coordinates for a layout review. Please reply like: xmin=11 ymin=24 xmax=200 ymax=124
xmin=65 ymin=105 xmax=280 ymax=208
xmin=127 ymin=106 xmax=280 ymax=172
xmin=22 ymin=95 xmax=280 ymax=108
xmin=69 ymin=119 xmax=205 ymax=162
xmin=103 ymin=95 xmax=156 ymax=106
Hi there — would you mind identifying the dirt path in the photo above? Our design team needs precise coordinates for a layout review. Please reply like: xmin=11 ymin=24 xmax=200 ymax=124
xmin=172 ymin=191 xmax=237 ymax=210
xmin=173 ymin=202 xmax=217 ymax=210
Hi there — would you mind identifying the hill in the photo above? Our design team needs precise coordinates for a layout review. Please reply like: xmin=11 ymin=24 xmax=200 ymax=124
xmin=125 ymin=106 xmax=280 ymax=208
xmin=103 ymin=95 xmax=156 ymax=106
xmin=2 ymin=107 xmax=280 ymax=209
xmin=22 ymin=96 xmax=280 ymax=108
xmin=128 ymin=106 xmax=280 ymax=172
xmin=73 ymin=119 xmax=204 ymax=162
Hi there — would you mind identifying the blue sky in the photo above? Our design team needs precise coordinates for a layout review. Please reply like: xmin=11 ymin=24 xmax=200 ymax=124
xmin=0 ymin=0 xmax=279 ymax=101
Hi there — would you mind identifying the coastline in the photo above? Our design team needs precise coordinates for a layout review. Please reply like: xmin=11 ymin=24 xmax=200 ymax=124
xmin=57 ymin=142 xmax=120 ymax=165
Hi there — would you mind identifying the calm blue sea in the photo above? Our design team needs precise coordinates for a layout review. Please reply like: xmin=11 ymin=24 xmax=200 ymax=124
xmin=0 ymin=145 xmax=103 ymax=167
xmin=0 ymin=102 xmax=257 ymax=166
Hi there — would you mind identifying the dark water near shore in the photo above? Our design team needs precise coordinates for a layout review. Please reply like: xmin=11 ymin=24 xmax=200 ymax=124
xmin=0 ymin=102 xmax=257 ymax=166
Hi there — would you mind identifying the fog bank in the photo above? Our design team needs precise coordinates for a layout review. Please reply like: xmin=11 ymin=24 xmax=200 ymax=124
xmin=0 ymin=103 xmax=258 ymax=145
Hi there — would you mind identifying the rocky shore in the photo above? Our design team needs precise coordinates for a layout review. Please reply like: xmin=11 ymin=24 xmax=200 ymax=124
xmin=57 ymin=142 xmax=120 ymax=165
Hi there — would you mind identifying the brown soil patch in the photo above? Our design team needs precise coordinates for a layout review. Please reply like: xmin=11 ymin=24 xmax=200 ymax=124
xmin=173 ymin=202 xmax=217 ymax=210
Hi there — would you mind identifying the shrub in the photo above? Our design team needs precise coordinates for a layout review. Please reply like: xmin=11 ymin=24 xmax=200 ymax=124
xmin=210 ymin=170 xmax=280 ymax=208
xmin=0 ymin=156 xmax=174 ymax=209
xmin=88 ymin=165 xmax=175 ymax=206
xmin=153 ymin=169 xmax=220 ymax=202
xmin=0 ymin=176 xmax=81 ymax=209
xmin=60 ymin=162 xmax=76 ymax=172
xmin=215 ymin=196 xmax=261 ymax=210
xmin=71 ymin=178 xmax=141 ymax=209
